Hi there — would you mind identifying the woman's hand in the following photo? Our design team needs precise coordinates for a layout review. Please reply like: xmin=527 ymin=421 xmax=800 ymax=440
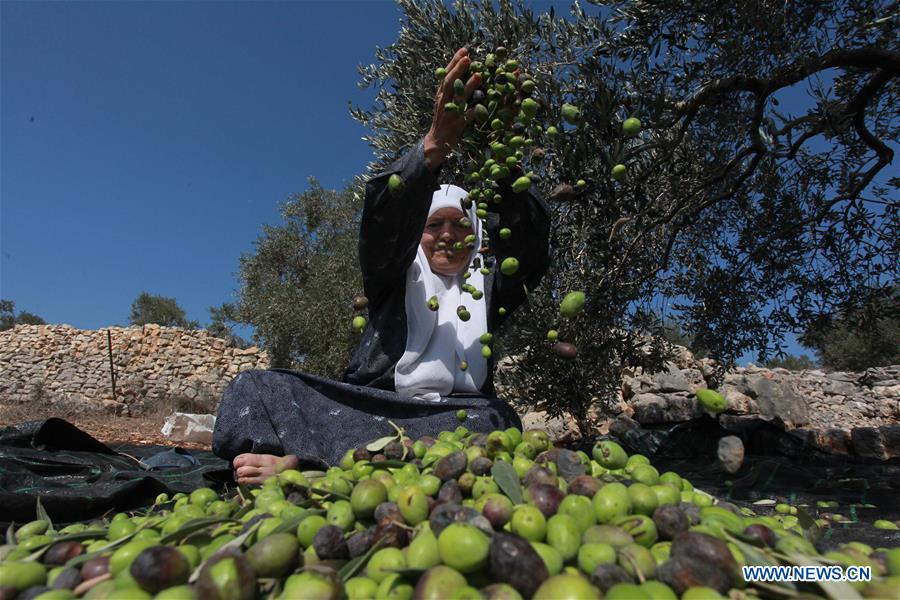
xmin=424 ymin=48 xmax=482 ymax=172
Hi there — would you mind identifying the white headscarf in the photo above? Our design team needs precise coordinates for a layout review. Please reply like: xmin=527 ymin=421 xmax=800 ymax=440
xmin=395 ymin=184 xmax=489 ymax=402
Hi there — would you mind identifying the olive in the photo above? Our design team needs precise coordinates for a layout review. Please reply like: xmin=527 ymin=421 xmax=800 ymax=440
xmin=246 ymin=532 xmax=300 ymax=578
xmin=438 ymin=523 xmax=490 ymax=574
xmin=552 ymin=342 xmax=578 ymax=360
xmin=559 ymin=291 xmax=585 ymax=318
xmin=282 ymin=570 xmax=342 ymax=600
xmin=488 ymin=532 xmax=549 ymax=598
xmin=653 ymin=504 xmax=690 ymax=541
xmin=414 ymin=565 xmax=467 ymax=600
xmin=561 ymin=103 xmax=581 ymax=124
xmin=0 ymin=562 xmax=47 ymax=592
xmin=589 ymin=563 xmax=634 ymax=592
xmin=129 ymin=546 xmax=190 ymax=594
xmin=622 ymin=117 xmax=642 ymax=136
xmin=532 ymin=573 xmax=600 ymax=599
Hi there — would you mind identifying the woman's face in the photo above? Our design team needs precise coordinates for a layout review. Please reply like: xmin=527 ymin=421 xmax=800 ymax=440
xmin=421 ymin=207 xmax=474 ymax=275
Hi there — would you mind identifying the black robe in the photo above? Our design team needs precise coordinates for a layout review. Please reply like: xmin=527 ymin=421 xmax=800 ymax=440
xmin=212 ymin=142 xmax=551 ymax=467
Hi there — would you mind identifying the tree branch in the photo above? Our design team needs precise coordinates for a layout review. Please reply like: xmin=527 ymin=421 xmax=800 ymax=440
xmin=664 ymin=48 xmax=900 ymax=126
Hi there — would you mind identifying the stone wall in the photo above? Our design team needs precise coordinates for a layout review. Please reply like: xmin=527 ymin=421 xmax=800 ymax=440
xmin=512 ymin=344 xmax=899 ymax=458
xmin=614 ymin=353 xmax=900 ymax=459
xmin=0 ymin=324 xmax=268 ymax=416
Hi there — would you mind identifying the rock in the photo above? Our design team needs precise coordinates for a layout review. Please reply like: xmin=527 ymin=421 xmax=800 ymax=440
xmin=826 ymin=371 xmax=858 ymax=383
xmin=879 ymin=424 xmax=900 ymax=458
xmin=722 ymin=389 xmax=759 ymax=415
xmin=875 ymin=385 xmax=900 ymax=398
xmin=820 ymin=428 xmax=851 ymax=454
xmin=608 ymin=415 xmax=640 ymax=437
xmin=789 ymin=428 xmax=820 ymax=448
xmin=850 ymin=427 xmax=887 ymax=459
xmin=648 ymin=364 xmax=704 ymax=394
xmin=101 ymin=400 xmax=125 ymax=416
xmin=668 ymin=346 xmax=695 ymax=369
xmin=823 ymin=380 xmax=857 ymax=396
xmin=698 ymin=358 xmax=718 ymax=381
xmin=520 ymin=411 xmax=580 ymax=443
xmin=630 ymin=393 xmax=704 ymax=424
xmin=741 ymin=376 xmax=809 ymax=428
xmin=717 ymin=436 xmax=744 ymax=474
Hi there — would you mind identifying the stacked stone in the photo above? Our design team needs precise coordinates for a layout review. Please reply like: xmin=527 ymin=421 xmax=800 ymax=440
xmin=0 ymin=324 xmax=268 ymax=416
xmin=503 ymin=344 xmax=898 ymax=459
xmin=612 ymin=357 xmax=899 ymax=459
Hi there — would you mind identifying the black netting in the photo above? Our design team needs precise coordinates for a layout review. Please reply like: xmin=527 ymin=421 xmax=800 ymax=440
xmin=0 ymin=418 xmax=231 ymax=526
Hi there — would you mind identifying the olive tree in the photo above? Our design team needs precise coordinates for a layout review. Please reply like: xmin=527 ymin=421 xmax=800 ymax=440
xmin=129 ymin=292 xmax=198 ymax=329
xmin=800 ymin=285 xmax=900 ymax=371
xmin=228 ymin=179 xmax=363 ymax=375
xmin=0 ymin=299 xmax=46 ymax=331
xmin=351 ymin=0 xmax=898 ymax=423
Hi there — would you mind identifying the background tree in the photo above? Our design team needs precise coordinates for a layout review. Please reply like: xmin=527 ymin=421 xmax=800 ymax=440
xmin=800 ymin=285 xmax=899 ymax=371
xmin=129 ymin=292 xmax=198 ymax=329
xmin=206 ymin=303 xmax=249 ymax=348
xmin=351 ymin=0 xmax=898 ymax=423
xmin=0 ymin=299 xmax=46 ymax=331
xmin=763 ymin=354 xmax=818 ymax=371
xmin=227 ymin=179 xmax=363 ymax=375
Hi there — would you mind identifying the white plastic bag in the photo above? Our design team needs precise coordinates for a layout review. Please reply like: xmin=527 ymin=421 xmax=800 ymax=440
xmin=161 ymin=412 xmax=216 ymax=444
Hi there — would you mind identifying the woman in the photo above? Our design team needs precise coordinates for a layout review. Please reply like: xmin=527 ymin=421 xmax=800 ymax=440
xmin=214 ymin=49 xmax=550 ymax=483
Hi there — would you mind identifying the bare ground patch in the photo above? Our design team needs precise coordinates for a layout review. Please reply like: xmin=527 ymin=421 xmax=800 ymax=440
xmin=0 ymin=401 xmax=211 ymax=450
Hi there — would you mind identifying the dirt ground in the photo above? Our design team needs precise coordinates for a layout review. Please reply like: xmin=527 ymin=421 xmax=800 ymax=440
xmin=0 ymin=402 xmax=211 ymax=450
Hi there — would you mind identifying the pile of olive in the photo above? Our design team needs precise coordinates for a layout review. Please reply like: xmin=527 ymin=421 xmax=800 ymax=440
xmin=3 ymin=424 xmax=898 ymax=599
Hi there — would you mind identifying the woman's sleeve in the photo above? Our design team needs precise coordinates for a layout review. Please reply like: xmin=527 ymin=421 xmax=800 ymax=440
xmin=487 ymin=179 xmax=552 ymax=318
xmin=360 ymin=141 xmax=442 ymax=302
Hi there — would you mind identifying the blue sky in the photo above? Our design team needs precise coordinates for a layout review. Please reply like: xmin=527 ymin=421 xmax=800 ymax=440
xmin=2 ymin=1 xmax=406 ymax=334
xmin=1 ymin=0 xmax=816 ymax=364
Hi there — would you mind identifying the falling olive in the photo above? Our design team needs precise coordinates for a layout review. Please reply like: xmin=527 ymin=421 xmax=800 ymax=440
xmin=552 ymin=342 xmax=578 ymax=360
xmin=388 ymin=174 xmax=405 ymax=197
xmin=353 ymin=295 xmax=369 ymax=310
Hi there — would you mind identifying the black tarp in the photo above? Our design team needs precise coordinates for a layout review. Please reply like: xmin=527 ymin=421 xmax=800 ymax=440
xmin=0 ymin=418 xmax=231 ymax=525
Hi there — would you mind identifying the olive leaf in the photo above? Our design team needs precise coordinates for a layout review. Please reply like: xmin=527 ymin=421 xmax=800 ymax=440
xmin=491 ymin=461 xmax=523 ymax=505
xmin=237 ymin=484 xmax=254 ymax=504
xmin=781 ymin=552 xmax=863 ymax=600
xmin=272 ymin=509 xmax=325 ymax=536
xmin=200 ymin=520 xmax=262 ymax=567
xmin=231 ymin=501 xmax=254 ymax=522
xmin=366 ymin=436 xmax=398 ymax=452
xmin=46 ymin=529 xmax=107 ymax=543
xmin=795 ymin=505 xmax=822 ymax=542
xmin=24 ymin=540 xmax=54 ymax=562
xmin=35 ymin=498 xmax=54 ymax=534
xmin=288 ymin=483 xmax=351 ymax=502
xmin=6 ymin=522 xmax=15 ymax=546
xmin=752 ymin=580 xmax=799 ymax=597
xmin=370 ymin=460 xmax=411 ymax=470
xmin=339 ymin=537 xmax=387 ymax=582
xmin=723 ymin=531 xmax=778 ymax=567
xmin=63 ymin=528 xmax=142 ymax=569
xmin=385 ymin=567 xmax=427 ymax=578
xmin=158 ymin=517 xmax=237 ymax=545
